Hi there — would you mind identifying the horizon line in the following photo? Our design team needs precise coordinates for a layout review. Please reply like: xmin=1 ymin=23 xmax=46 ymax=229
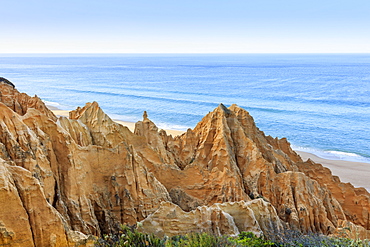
xmin=1 ymin=52 xmax=370 ymax=57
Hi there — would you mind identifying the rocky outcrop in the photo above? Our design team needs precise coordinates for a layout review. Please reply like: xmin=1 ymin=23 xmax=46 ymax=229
xmin=1 ymin=78 xmax=370 ymax=246
xmin=296 ymin=159 xmax=370 ymax=232
xmin=0 ymin=158 xmax=94 ymax=246
xmin=0 ymin=79 xmax=56 ymax=121
xmin=138 ymin=199 xmax=283 ymax=238
xmin=0 ymin=81 xmax=170 ymax=246
xmin=134 ymin=103 xmax=370 ymax=237
xmin=135 ymin=105 xmax=250 ymax=208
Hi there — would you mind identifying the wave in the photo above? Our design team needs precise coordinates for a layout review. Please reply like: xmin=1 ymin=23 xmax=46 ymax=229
xmin=42 ymin=100 xmax=73 ymax=111
xmin=154 ymin=122 xmax=189 ymax=131
xmin=108 ymin=113 xmax=190 ymax=131
xmin=61 ymin=87 xmax=221 ymax=109
xmin=108 ymin=113 xmax=141 ymax=123
xmin=292 ymin=145 xmax=370 ymax=164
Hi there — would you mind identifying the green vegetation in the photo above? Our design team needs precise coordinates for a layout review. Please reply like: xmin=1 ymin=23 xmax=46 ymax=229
xmin=95 ymin=225 xmax=165 ymax=247
xmin=95 ymin=225 xmax=370 ymax=247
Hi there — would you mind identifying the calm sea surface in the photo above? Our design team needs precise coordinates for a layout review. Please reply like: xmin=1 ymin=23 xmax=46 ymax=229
xmin=1 ymin=54 xmax=369 ymax=163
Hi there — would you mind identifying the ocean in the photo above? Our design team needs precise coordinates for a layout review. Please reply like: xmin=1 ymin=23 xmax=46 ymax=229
xmin=0 ymin=54 xmax=369 ymax=163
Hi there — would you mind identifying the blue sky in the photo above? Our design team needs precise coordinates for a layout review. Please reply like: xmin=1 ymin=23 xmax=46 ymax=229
xmin=1 ymin=0 xmax=369 ymax=53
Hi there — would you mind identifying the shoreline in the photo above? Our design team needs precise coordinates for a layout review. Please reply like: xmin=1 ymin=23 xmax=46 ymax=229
xmin=50 ymin=108 xmax=185 ymax=137
xmin=48 ymin=107 xmax=370 ymax=191
xmin=296 ymin=151 xmax=370 ymax=191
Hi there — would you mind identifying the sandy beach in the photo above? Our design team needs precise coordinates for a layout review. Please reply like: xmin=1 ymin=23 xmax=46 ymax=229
xmin=49 ymin=107 xmax=369 ymax=191
xmin=296 ymin=151 xmax=370 ymax=191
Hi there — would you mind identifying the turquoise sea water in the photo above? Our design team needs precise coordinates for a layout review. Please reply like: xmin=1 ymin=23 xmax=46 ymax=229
xmin=0 ymin=54 xmax=369 ymax=163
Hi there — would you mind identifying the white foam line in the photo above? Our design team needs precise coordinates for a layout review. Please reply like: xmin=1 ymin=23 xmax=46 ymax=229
xmin=292 ymin=145 xmax=370 ymax=164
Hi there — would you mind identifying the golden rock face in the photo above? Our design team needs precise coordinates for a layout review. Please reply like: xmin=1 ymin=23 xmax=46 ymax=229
xmin=1 ymin=80 xmax=370 ymax=246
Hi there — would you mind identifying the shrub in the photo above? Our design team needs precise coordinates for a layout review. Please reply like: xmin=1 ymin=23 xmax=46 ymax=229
xmin=95 ymin=225 xmax=165 ymax=247
xmin=230 ymin=232 xmax=276 ymax=247
xmin=265 ymin=227 xmax=370 ymax=247
xmin=170 ymin=232 xmax=235 ymax=247
xmin=95 ymin=225 xmax=370 ymax=247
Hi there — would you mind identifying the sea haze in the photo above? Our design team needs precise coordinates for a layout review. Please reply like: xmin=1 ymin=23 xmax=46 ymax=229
xmin=0 ymin=54 xmax=369 ymax=163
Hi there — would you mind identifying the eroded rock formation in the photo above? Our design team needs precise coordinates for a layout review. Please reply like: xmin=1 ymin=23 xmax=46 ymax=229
xmin=138 ymin=199 xmax=284 ymax=238
xmin=1 ymin=78 xmax=370 ymax=246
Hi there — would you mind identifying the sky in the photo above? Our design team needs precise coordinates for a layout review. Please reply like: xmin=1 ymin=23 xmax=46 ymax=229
xmin=1 ymin=0 xmax=370 ymax=53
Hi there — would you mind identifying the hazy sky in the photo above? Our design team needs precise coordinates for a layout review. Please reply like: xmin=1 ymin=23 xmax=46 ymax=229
xmin=1 ymin=0 xmax=370 ymax=53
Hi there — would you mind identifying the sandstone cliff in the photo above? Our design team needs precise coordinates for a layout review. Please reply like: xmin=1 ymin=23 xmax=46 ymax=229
xmin=1 ymin=78 xmax=370 ymax=246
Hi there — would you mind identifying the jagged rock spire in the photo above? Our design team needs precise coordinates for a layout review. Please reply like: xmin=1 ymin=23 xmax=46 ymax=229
xmin=143 ymin=111 xmax=148 ymax=120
